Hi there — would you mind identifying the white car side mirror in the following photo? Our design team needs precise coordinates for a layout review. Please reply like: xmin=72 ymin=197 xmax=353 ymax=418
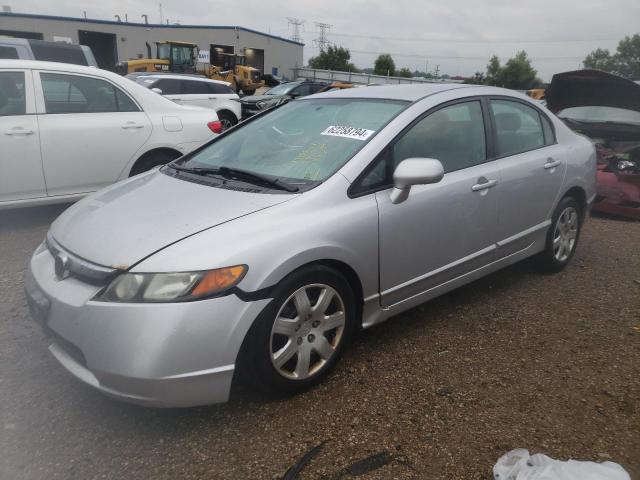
xmin=390 ymin=158 xmax=444 ymax=204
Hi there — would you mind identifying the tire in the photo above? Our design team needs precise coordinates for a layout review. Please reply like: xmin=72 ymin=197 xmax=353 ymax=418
xmin=237 ymin=265 xmax=357 ymax=395
xmin=217 ymin=111 xmax=238 ymax=131
xmin=537 ymin=196 xmax=582 ymax=273
xmin=129 ymin=150 xmax=180 ymax=177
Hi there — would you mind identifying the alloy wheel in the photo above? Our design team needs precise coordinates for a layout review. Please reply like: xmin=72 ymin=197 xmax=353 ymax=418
xmin=269 ymin=284 xmax=346 ymax=380
xmin=553 ymin=206 xmax=578 ymax=262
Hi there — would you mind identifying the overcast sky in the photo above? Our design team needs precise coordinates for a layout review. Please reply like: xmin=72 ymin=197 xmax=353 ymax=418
xmin=12 ymin=0 xmax=640 ymax=80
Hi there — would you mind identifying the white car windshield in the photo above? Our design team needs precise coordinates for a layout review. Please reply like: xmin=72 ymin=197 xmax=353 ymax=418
xmin=178 ymin=98 xmax=408 ymax=185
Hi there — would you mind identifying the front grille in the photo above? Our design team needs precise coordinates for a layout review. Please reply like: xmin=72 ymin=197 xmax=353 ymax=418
xmin=46 ymin=233 xmax=118 ymax=286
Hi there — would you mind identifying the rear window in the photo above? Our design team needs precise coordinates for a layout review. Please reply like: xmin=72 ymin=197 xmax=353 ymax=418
xmin=29 ymin=40 xmax=89 ymax=66
xmin=558 ymin=106 xmax=640 ymax=126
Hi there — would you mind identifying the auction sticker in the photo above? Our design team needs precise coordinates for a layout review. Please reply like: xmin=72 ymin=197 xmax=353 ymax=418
xmin=321 ymin=125 xmax=375 ymax=141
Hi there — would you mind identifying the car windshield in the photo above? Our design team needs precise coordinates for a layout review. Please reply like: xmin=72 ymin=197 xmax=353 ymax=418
xmin=558 ymin=106 xmax=640 ymax=126
xmin=176 ymin=98 xmax=408 ymax=188
xmin=265 ymin=83 xmax=300 ymax=95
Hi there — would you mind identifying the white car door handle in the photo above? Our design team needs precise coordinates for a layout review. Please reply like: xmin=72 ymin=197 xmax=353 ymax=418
xmin=121 ymin=122 xmax=145 ymax=130
xmin=5 ymin=128 xmax=35 ymax=136
xmin=544 ymin=158 xmax=561 ymax=169
xmin=471 ymin=179 xmax=498 ymax=192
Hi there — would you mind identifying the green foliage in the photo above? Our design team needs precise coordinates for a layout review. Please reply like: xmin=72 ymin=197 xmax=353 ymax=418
xmin=308 ymin=46 xmax=359 ymax=72
xmin=483 ymin=51 xmax=542 ymax=89
xmin=584 ymin=34 xmax=640 ymax=79
xmin=374 ymin=54 xmax=396 ymax=76
xmin=397 ymin=67 xmax=413 ymax=78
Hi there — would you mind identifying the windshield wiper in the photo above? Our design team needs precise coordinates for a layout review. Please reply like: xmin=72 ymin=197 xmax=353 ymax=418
xmin=169 ymin=164 xmax=299 ymax=192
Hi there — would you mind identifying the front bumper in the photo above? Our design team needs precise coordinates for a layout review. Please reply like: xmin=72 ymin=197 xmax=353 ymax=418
xmin=25 ymin=245 xmax=269 ymax=407
xmin=240 ymin=103 xmax=262 ymax=120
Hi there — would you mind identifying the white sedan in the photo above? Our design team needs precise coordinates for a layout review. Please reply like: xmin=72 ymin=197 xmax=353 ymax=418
xmin=0 ymin=60 xmax=221 ymax=209
xmin=130 ymin=74 xmax=242 ymax=131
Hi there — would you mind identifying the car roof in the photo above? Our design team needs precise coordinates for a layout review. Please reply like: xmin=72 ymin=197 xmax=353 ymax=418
xmin=309 ymin=83 xmax=475 ymax=102
xmin=0 ymin=59 xmax=102 ymax=72
xmin=136 ymin=74 xmax=231 ymax=86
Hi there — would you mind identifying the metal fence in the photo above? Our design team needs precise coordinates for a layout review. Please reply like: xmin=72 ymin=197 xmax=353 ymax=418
xmin=292 ymin=67 xmax=464 ymax=85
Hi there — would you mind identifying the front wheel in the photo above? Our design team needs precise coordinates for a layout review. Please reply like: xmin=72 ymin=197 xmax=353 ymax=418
xmin=537 ymin=196 xmax=582 ymax=272
xmin=238 ymin=266 xmax=356 ymax=395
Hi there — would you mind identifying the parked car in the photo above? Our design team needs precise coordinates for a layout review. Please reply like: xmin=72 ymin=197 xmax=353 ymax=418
xmin=130 ymin=73 xmax=241 ymax=130
xmin=0 ymin=38 xmax=97 ymax=66
xmin=0 ymin=60 xmax=221 ymax=209
xmin=26 ymin=84 xmax=596 ymax=407
xmin=239 ymin=80 xmax=327 ymax=118
xmin=547 ymin=69 xmax=640 ymax=220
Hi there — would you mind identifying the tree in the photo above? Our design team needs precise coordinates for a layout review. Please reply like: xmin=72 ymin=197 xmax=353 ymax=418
xmin=374 ymin=54 xmax=396 ymax=76
xmin=397 ymin=67 xmax=412 ymax=78
xmin=308 ymin=46 xmax=359 ymax=72
xmin=483 ymin=51 xmax=542 ymax=89
xmin=583 ymin=48 xmax=616 ymax=72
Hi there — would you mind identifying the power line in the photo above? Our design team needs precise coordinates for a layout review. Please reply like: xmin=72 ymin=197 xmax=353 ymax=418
xmin=348 ymin=49 xmax=584 ymax=62
xmin=313 ymin=22 xmax=332 ymax=51
xmin=329 ymin=31 xmax=618 ymax=44
xmin=286 ymin=17 xmax=305 ymax=43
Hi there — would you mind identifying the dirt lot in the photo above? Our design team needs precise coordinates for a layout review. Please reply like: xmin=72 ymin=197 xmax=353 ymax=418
xmin=0 ymin=206 xmax=638 ymax=480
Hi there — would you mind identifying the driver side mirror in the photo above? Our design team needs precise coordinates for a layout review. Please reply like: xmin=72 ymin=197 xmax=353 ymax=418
xmin=151 ymin=87 xmax=163 ymax=95
xmin=390 ymin=158 xmax=444 ymax=204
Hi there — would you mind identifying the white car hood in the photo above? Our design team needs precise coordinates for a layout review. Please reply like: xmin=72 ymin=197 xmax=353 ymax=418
xmin=50 ymin=170 xmax=292 ymax=269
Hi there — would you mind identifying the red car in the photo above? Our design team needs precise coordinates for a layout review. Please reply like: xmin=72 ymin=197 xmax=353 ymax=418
xmin=546 ymin=70 xmax=640 ymax=220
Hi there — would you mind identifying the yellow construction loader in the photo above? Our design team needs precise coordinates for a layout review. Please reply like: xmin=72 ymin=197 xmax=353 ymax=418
xmin=117 ymin=41 xmax=263 ymax=94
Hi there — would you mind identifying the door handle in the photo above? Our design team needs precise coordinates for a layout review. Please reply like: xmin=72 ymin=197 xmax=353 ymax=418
xmin=471 ymin=179 xmax=498 ymax=192
xmin=544 ymin=158 xmax=561 ymax=170
xmin=4 ymin=128 xmax=35 ymax=136
xmin=121 ymin=122 xmax=145 ymax=129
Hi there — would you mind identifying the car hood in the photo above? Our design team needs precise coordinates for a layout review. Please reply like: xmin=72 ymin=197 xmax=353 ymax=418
xmin=240 ymin=94 xmax=288 ymax=104
xmin=546 ymin=69 xmax=640 ymax=113
xmin=49 ymin=171 xmax=292 ymax=269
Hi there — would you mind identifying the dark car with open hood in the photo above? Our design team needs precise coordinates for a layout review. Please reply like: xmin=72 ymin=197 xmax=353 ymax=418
xmin=547 ymin=69 xmax=640 ymax=220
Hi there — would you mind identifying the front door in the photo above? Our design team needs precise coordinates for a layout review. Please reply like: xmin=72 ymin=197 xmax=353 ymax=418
xmin=0 ymin=69 xmax=46 ymax=203
xmin=356 ymin=99 xmax=501 ymax=307
xmin=35 ymin=71 xmax=151 ymax=196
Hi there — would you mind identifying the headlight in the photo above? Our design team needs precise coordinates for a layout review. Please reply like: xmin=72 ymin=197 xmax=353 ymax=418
xmin=256 ymin=100 xmax=266 ymax=109
xmin=94 ymin=265 xmax=247 ymax=303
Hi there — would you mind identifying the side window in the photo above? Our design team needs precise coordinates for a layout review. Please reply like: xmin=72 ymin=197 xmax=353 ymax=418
xmin=183 ymin=80 xmax=209 ymax=94
xmin=353 ymin=101 xmax=487 ymax=194
xmin=293 ymin=84 xmax=312 ymax=96
xmin=490 ymin=99 xmax=545 ymax=156
xmin=41 ymin=73 xmax=117 ymax=113
xmin=154 ymin=79 xmax=181 ymax=95
xmin=0 ymin=71 xmax=26 ymax=116
xmin=115 ymin=89 xmax=140 ymax=112
xmin=541 ymin=113 xmax=555 ymax=145
xmin=0 ymin=46 xmax=20 ymax=59
xmin=207 ymin=82 xmax=234 ymax=95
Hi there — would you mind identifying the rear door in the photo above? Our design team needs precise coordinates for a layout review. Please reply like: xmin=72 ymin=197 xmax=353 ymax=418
xmin=34 ymin=71 xmax=152 ymax=196
xmin=0 ymin=69 xmax=46 ymax=202
xmin=489 ymin=98 xmax=566 ymax=257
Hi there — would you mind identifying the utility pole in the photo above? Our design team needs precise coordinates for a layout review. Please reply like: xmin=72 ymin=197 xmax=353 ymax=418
xmin=313 ymin=22 xmax=332 ymax=53
xmin=159 ymin=3 xmax=163 ymax=24
xmin=434 ymin=64 xmax=440 ymax=78
xmin=286 ymin=17 xmax=305 ymax=43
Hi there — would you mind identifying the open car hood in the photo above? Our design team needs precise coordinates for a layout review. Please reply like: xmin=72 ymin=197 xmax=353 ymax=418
xmin=546 ymin=69 xmax=640 ymax=114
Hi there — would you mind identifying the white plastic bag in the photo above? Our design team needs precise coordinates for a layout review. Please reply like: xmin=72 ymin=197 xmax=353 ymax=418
xmin=493 ymin=449 xmax=631 ymax=480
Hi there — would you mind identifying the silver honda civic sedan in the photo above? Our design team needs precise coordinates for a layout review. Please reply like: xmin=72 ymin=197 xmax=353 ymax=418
xmin=26 ymin=84 xmax=596 ymax=407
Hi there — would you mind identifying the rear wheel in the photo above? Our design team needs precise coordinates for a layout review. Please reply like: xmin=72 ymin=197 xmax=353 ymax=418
xmin=238 ymin=266 xmax=356 ymax=395
xmin=217 ymin=111 xmax=238 ymax=131
xmin=537 ymin=196 xmax=582 ymax=272
xmin=129 ymin=150 xmax=181 ymax=176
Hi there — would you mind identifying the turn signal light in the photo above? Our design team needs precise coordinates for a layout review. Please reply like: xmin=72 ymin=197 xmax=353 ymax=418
xmin=190 ymin=265 xmax=247 ymax=296
xmin=207 ymin=120 xmax=223 ymax=134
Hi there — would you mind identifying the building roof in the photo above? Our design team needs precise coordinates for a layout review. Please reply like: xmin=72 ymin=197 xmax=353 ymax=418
xmin=0 ymin=12 xmax=305 ymax=47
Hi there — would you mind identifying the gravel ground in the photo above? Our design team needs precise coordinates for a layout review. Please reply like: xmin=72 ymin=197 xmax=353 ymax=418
xmin=0 ymin=205 xmax=638 ymax=480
